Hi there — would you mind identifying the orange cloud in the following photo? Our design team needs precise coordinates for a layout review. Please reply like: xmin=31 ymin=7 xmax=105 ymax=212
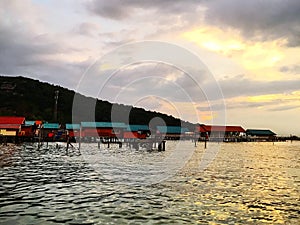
xmin=183 ymin=26 xmax=286 ymax=75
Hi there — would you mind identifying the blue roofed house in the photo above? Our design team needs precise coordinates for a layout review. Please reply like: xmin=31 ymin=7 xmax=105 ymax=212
xmin=66 ymin=124 xmax=81 ymax=138
xmin=42 ymin=123 xmax=61 ymax=140
xmin=246 ymin=129 xmax=276 ymax=141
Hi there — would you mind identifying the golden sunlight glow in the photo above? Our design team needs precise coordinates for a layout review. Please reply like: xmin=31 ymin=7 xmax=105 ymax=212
xmin=225 ymin=91 xmax=300 ymax=112
xmin=183 ymin=27 xmax=286 ymax=71
xmin=100 ymin=63 xmax=114 ymax=71
xmin=202 ymin=41 xmax=222 ymax=52
xmin=248 ymin=91 xmax=300 ymax=103
xmin=199 ymin=111 xmax=215 ymax=122
xmin=183 ymin=27 xmax=244 ymax=55
xmin=242 ymin=42 xmax=284 ymax=70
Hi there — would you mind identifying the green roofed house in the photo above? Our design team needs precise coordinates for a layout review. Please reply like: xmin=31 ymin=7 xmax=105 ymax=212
xmin=127 ymin=125 xmax=149 ymax=132
xmin=81 ymin=122 xmax=127 ymax=129
xmin=156 ymin=126 xmax=189 ymax=140
xmin=246 ymin=129 xmax=276 ymax=141
xmin=43 ymin=123 xmax=61 ymax=140
xmin=25 ymin=121 xmax=36 ymax=126
xmin=66 ymin=124 xmax=80 ymax=138
xmin=25 ymin=120 xmax=43 ymax=127
xmin=66 ymin=124 xmax=80 ymax=130
xmin=43 ymin=123 xmax=60 ymax=129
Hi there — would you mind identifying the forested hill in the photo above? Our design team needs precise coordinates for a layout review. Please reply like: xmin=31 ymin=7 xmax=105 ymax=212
xmin=0 ymin=76 xmax=194 ymax=128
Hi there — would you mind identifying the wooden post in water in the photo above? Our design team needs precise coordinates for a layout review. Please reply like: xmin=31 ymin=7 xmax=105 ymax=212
xmin=66 ymin=130 xmax=70 ymax=155
xmin=4 ymin=136 xmax=7 ymax=146
xmin=38 ymin=127 xmax=41 ymax=149
xmin=66 ymin=140 xmax=69 ymax=155
xmin=204 ymin=132 xmax=208 ymax=149
xmin=133 ymin=142 xmax=138 ymax=150
xmin=158 ymin=142 xmax=162 ymax=151
xmin=79 ymin=126 xmax=82 ymax=151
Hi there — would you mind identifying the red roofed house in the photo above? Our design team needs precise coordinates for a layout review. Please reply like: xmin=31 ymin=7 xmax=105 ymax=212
xmin=0 ymin=116 xmax=25 ymax=138
xmin=123 ymin=125 xmax=150 ymax=140
xmin=20 ymin=120 xmax=41 ymax=140
xmin=195 ymin=124 xmax=246 ymax=142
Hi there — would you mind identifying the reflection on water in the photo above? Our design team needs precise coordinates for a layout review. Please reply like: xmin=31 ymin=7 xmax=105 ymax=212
xmin=0 ymin=141 xmax=299 ymax=224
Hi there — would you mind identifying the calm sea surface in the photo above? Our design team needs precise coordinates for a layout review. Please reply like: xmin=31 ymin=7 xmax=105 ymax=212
xmin=0 ymin=141 xmax=299 ymax=224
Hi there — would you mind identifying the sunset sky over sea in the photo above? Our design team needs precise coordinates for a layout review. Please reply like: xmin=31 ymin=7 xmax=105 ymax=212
xmin=1 ymin=0 xmax=299 ymax=135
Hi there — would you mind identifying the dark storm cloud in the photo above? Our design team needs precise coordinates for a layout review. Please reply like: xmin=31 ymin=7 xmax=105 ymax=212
xmin=93 ymin=63 xmax=194 ymax=103
xmin=203 ymin=0 xmax=300 ymax=47
xmin=86 ymin=0 xmax=200 ymax=20
xmin=72 ymin=22 xmax=99 ymax=37
xmin=0 ymin=25 xmax=63 ymax=74
xmin=87 ymin=0 xmax=300 ymax=47
xmin=86 ymin=0 xmax=204 ymax=39
xmin=219 ymin=75 xmax=300 ymax=98
xmin=86 ymin=0 xmax=130 ymax=20
xmin=198 ymin=101 xmax=267 ymax=112
xmin=197 ymin=103 xmax=224 ymax=112
xmin=0 ymin=22 xmax=84 ymax=88
xmin=80 ymin=60 xmax=300 ymax=111
xmin=226 ymin=101 xmax=289 ymax=111
xmin=199 ymin=97 xmax=299 ymax=113
xmin=1 ymin=0 xmax=299 ymax=109
xmin=0 ymin=1 xmax=88 ymax=89
xmin=280 ymin=64 xmax=300 ymax=75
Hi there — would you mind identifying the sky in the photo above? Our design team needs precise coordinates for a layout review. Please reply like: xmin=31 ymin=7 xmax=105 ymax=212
xmin=0 ymin=0 xmax=300 ymax=135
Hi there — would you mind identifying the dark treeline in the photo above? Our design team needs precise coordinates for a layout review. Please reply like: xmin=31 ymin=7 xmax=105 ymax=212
xmin=0 ymin=76 xmax=194 ymax=129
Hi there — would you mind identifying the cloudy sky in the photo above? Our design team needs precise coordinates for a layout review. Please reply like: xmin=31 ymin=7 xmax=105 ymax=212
xmin=1 ymin=0 xmax=300 ymax=135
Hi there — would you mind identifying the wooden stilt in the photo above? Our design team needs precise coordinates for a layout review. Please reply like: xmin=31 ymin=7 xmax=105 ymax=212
xmin=4 ymin=136 xmax=7 ymax=146
xmin=66 ymin=140 xmax=69 ymax=155
xmin=38 ymin=128 xmax=40 ymax=149
xmin=79 ymin=126 xmax=82 ymax=150
xmin=158 ymin=142 xmax=162 ymax=151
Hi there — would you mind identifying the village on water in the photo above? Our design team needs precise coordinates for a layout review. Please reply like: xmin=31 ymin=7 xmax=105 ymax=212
xmin=0 ymin=115 xmax=282 ymax=150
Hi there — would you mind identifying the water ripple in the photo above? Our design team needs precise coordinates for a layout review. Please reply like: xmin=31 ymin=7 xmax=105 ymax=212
xmin=0 ymin=142 xmax=299 ymax=224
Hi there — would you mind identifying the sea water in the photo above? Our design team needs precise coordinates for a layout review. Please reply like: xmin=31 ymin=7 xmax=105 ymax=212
xmin=0 ymin=141 xmax=299 ymax=224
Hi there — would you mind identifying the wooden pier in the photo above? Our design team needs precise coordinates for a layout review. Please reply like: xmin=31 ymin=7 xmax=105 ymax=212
xmin=78 ymin=137 xmax=166 ymax=151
